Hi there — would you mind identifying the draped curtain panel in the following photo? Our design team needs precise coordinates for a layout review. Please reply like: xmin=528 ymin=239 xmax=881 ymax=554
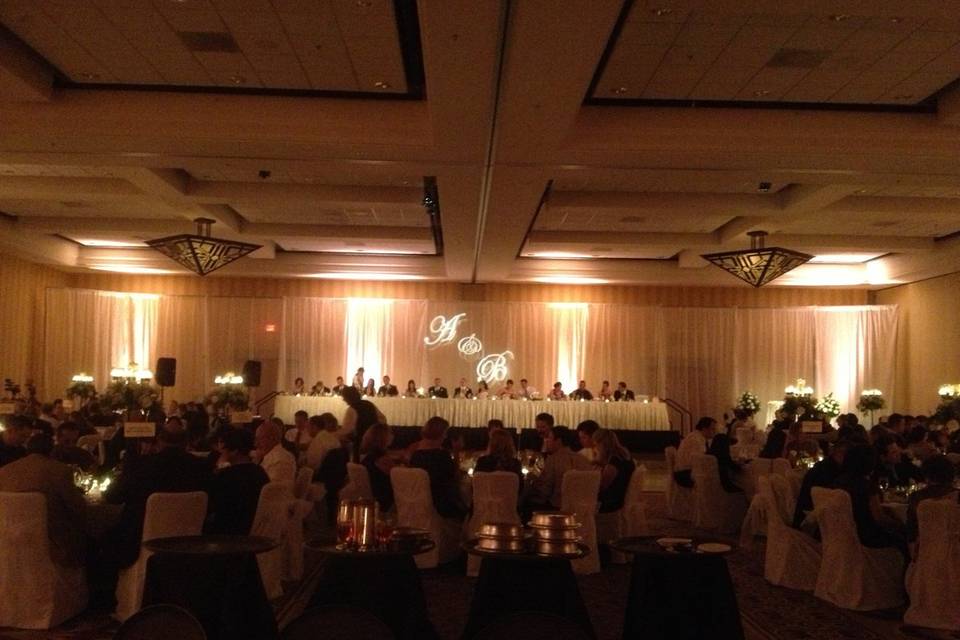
xmin=42 ymin=287 xmax=898 ymax=426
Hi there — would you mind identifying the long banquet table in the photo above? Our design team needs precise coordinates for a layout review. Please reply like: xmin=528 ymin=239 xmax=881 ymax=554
xmin=274 ymin=395 xmax=671 ymax=431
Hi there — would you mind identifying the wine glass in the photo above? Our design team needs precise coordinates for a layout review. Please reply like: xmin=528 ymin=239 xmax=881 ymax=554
xmin=336 ymin=500 xmax=356 ymax=549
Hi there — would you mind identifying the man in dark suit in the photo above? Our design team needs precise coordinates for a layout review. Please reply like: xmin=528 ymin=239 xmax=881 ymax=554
xmin=874 ymin=435 xmax=923 ymax=488
xmin=613 ymin=381 xmax=635 ymax=402
xmin=453 ymin=377 xmax=473 ymax=399
xmin=428 ymin=377 xmax=448 ymax=398
xmin=377 ymin=375 xmax=399 ymax=397
xmin=331 ymin=376 xmax=347 ymax=396
xmin=569 ymin=380 xmax=593 ymax=401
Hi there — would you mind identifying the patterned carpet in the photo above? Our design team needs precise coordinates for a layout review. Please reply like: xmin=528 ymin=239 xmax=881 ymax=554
xmin=2 ymin=492 xmax=951 ymax=640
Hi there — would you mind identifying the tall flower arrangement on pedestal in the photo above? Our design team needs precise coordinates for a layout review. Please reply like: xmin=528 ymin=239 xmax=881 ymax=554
xmin=815 ymin=392 xmax=841 ymax=421
xmin=100 ymin=381 xmax=160 ymax=414
xmin=933 ymin=384 xmax=960 ymax=426
xmin=856 ymin=389 xmax=885 ymax=427
xmin=781 ymin=378 xmax=819 ymax=419
xmin=66 ymin=374 xmax=96 ymax=405
xmin=205 ymin=379 xmax=249 ymax=413
xmin=735 ymin=391 xmax=761 ymax=417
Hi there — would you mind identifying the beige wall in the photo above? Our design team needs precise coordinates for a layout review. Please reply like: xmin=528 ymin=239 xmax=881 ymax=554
xmin=875 ymin=272 xmax=960 ymax=415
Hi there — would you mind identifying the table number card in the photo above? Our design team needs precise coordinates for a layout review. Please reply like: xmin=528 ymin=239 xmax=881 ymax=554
xmin=231 ymin=410 xmax=254 ymax=424
xmin=0 ymin=401 xmax=15 ymax=415
xmin=125 ymin=422 xmax=156 ymax=438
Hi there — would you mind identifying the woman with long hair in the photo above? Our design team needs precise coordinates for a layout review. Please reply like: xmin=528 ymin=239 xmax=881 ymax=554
xmin=363 ymin=378 xmax=377 ymax=397
xmin=594 ymin=428 xmax=636 ymax=513
xmin=360 ymin=423 xmax=396 ymax=512
xmin=403 ymin=379 xmax=420 ymax=398
xmin=474 ymin=428 xmax=523 ymax=491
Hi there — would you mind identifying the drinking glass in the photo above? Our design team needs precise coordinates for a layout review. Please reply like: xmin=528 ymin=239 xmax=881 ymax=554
xmin=336 ymin=500 xmax=356 ymax=549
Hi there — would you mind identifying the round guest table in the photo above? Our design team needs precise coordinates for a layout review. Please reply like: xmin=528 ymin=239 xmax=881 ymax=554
xmin=610 ymin=536 xmax=744 ymax=640
xmin=142 ymin=535 xmax=279 ymax=640
xmin=461 ymin=540 xmax=594 ymax=640
xmin=306 ymin=539 xmax=438 ymax=640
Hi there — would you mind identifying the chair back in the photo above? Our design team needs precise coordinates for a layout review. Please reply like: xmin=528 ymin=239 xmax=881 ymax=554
xmin=749 ymin=457 xmax=773 ymax=477
xmin=904 ymin=499 xmax=960 ymax=630
xmin=0 ymin=492 xmax=47 ymax=548
xmin=342 ymin=463 xmax=375 ymax=501
xmin=114 ymin=604 xmax=206 ymax=640
xmin=281 ymin=605 xmax=394 ymax=640
xmin=811 ymin=488 xmax=857 ymax=559
xmin=251 ymin=482 xmax=292 ymax=542
xmin=471 ymin=611 xmax=591 ymax=640
xmin=77 ymin=434 xmax=102 ymax=453
xmin=390 ymin=467 xmax=434 ymax=529
xmin=560 ymin=470 xmax=601 ymax=517
xmin=470 ymin=472 xmax=520 ymax=531
xmin=142 ymin=492 xmax=207 ymax=543
xmin=620 ymin=464 xmax=647 ymax=535
xmin=294 ymin=467 xmax=313 ymax=500
xmin=915 ymin=498 xmax=960 ymax=566
xmin=664 ymin=446 xmax=677 ymax=474
xmin=767 ymin=474 xmax=796 ymax=527
xmin=771 ymin=458 xmax=791 ymax=477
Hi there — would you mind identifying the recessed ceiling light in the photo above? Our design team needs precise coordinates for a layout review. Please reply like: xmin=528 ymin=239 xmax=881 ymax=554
xmin=75 ymin=239 xmax=146 ymax=248
xmin=612 ymin=86 xmax=628 ymax=95
xmin=889 ymin=17 xmax=903 ymax=24
xmin=829 ymin=14 xmax=851 ymax=22
xmin=651 ymin=8 xmax=673 ymax=16
xmin=528 ymin=251 xmax=594 ymax=259
xmin=809 ymin=253 xmax=883 ymax=264
xmin=373 ymin=81 xmax=391 ymax=89
xmin=306 ymin=272 xmax=425 ymax=281
xmin=753 ymin=89 xmax=771 ymax=97
xmin=79 ymin=72 xmax=101 ymax=81
xmin=229 ymin=74 xmax=245 ymax=85
xmin=90 ymin=265 xmax=177 ymax=275
xmin=532 ymin=276 xmax=608 ymax=285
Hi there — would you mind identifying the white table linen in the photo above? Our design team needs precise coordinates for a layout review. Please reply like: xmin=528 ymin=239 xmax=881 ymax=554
xmin=274 ymin=396 xmax=671 ymax=431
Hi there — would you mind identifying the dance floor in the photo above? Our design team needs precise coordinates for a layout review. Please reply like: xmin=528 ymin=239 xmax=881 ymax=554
xmin=1 ymin=461 xmax=944 ymax=640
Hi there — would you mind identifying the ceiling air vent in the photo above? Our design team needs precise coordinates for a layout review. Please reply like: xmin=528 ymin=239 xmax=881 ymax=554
xmin=766 ymin=49 xmax=829 ymax=69
xmin=177 ymin=31 xmax=239 ymax=53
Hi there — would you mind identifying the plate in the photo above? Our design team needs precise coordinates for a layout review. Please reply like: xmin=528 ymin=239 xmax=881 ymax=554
xmin=656 ymin=537 xmax=692 ymax=548
xmin=697 ymin=542 xmax=732 ymax=554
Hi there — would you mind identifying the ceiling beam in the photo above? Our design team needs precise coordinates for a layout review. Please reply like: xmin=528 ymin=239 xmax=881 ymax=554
xmin=0 ymin=217 xmax=77 ymax=266
xmin=0 ymin=176 xmax=142 ymax=200
xmin=548 ymin=191 xmax=779 ymax=215
xmin=0 ymin=27 xmax=52 ymax=102
xmin=184 ymin=180 xmax=423 ymax=206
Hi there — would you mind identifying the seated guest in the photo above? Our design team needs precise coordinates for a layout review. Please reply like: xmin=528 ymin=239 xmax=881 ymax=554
xmin=102 ymin=429 xmax=211 ymax=571
xmin=410 ymin=417 xmax=467 ymax=519
xmin=598 ymin=381 xmax=613 ymax=401
xmin=0 ymin=432 xmax=87 ymax=566
xmin=475 ymin=428 xmax=523 ymax=490
xmin=547 ymin=381 xmax=566 ymax=401
xmin=378 ymin=375 xmax=399 ymax=397
xmin=518 ymin=378 xmax=537 ymax=400
xmin=305 ymin=413 xmax=340 ymax=469
xmin=363 ymin=378 xmax=377 ymax=397
xmin=52 ymin=421 xmax=97 ymax=471
xmin=576 ymin=419 xmax=600 ymax=462
xmin=759 ymin=418 xmax=791 ymax=459
xmin=594 ymin=429 xmax=635 ymax=513
xmin=0 ymin=414 xmax=30 ymax=467
xmin=486 ymin=418 xmax=505 ymax=438
xmin=292 ymin=377 xmax=305 ymax=395
xmin=255 ymin=421 xmax=296 ymax=486
xmin=793 ymin=440 xmax=849 ymax=530
xmin=38 ymin=402 xmax=61 ymax=431
xmin=475 ymin=380 xmax=491 ymax=399
xmin=310 ymin=380 xmax=330 ymax=396
xmin=86 ymin=402 xmax=116 ymax=428
xmin=497 ymin=379 xmax=516 ymax=399
xmin=674 ymin=417 xmax=716 ymax=488
xmin=614 ymin=381 xmax=635 ymax=402
xmin=874 ymin=435 xmax=923 ymax=488
xmin=205 ymin=429 xmax=269 ymax=535
xmin=525 ymin=426 xmax=592 ymax=511
xmin=331 ymin=376 xmax=347 ymax=396
xmin=533 ymin=412 xmax=554 ymax=453
xmin=361 ymin=423 xmax=397 ymax=512
xmin=404 ymin=379 xmax=421 ymax=398
xmin=453 ymin=378 xmax=473 ymax=399
xmin=428 ymin=378 xmax=449 ymax=398
xmin=707 ymin=433 xmax=744 ymax=493
xmin=906 ymin=425 xmax=938 ymax=462
xmin=906 ymin=455 xmax=958 ymax=544
xmin=833 ymin=444 xmax=908 ymax=558
xmin=284 ymin=410 xmax=313 ymax=453
xmin=569 ymin=380 xmax=593 ymax=401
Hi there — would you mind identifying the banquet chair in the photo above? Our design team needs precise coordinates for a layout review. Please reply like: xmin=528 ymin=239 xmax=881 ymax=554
xmin=465 ymin=471 xmax=520 ymax=577
xmin=283 ymin=494 xmax=314 ymax=583
xmin=114 ymin=491 xmax=208 ymax=622
xmin=341 ymin=463 xmax=375 ymax=501
xmin=294 ymin=467 xmax=313 ymax=500
xmin=690 ymin=454 xmax=747 ymax=534
xmin=664 ymin=446 xmax=694 ymax=522
xmin=113 ymin=604 xmax=206 ymax=640
xmin=0 ymin=492 xmax=88 ymax=629
xmin=77 ymin=433 xmax=104 ymax=466
xmin=390 ymin=467 xmax=461 ymax=569
xmin=471 ymin=611 xmax=591 ymax=640
xmin=763 ymin=475 xmax=821 ymax=591
xmin=771 ymin=458 xmax=791 ymax=477
xmin=597 ymin=464 xmax=648 ymax=564
xmin=561 ymin=470 xmax=602 ymax=575
xmin=281 ymin=605 xmax=394 ymax=640
xmin=811 ymin=488 xmax=905 ymax=611
xmin=252 ymin=482 xmax=293 ymax=599
xmin=904 ymin=499 xmax=960 ymax=630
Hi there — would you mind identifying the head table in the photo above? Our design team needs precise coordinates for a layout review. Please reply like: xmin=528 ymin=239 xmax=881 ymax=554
xmin=274 ymin=395 xmax=670 ymax=431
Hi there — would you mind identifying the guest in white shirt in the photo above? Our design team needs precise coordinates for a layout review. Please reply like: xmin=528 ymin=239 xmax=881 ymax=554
xmin=453 ymin=378 xmax=473 ymax=399
xmin=518 ymin=378 xmax=538 ymax=400
xmin=498 ymin=379 xmax=517 ymax=399
xmin=576 ymin=419 xmax=599 ymax=462
xmin=548 ymin=382 xmax=566 ymax=401
xmin=284 ymin=410 xmax=313 ymax=453
xmin=674 ymin=417 xmax=717 ymax=488
xmin=255 ymin=421 xmax=296 ymax=486
xmin=352 ymin=367 xmax=365 ymax=390
xmin=305 ymin=413 xmax=341 ymax=469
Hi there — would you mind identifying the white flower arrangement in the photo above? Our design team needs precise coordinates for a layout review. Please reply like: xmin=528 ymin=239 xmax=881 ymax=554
xmin=735 ymin=391 xmax=761 ymax=416
xmin=938 ymin=384 xmax=960 ymax=399
xmin=857 ymin=389 xmax=885 ymax=412
xmin=815 ymin=392 xmax=841 ymax=419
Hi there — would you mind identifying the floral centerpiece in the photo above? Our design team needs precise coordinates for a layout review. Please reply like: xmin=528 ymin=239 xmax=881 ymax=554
xmin=815 ymin=392 xmax=841 ymax=420
xmin=782 ymin=378 xmax=819 ymax=419
xmin=933 ymin=384 xmax=960 ymax=426
xmin=100 ymin=380 xmax=160 ymax=414
xmin=735 ymin=391 xmax=761 ymax=417
xmin=66 ymin=374 xmax=97 ymax=403
xmin=205 ymin=383 xmax=249 ymax=413
xmin=856 ymin=389 xmax=885 ymax=413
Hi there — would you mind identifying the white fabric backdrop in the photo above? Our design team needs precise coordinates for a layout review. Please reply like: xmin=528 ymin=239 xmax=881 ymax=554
xmin=42 ymin=288 xmax=898 ymax=423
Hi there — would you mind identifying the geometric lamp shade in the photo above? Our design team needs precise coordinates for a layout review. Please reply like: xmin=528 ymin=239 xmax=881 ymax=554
xmin=146 ymin=218 xmax=261 ymax=276
xmin=701 ymin=231 xmax=813 ymax=288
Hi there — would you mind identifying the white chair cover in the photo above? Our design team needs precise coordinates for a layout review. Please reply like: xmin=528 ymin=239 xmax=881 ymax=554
xmin=740 ymin=458 xmax=772 ymax=499
xmin=811 ymin=488 xmax=905 ymax=611
xmin=77 ymin=434 xmax=105 ymax=466
xmin=0 ymin=492 xmax=87 ymax=629
xmin=390 ymin=467 xmax=461 ymax=569
xmin=771 ymin=458 xmax=791 ymax=477
xmin=904 ymin=500 xmax=960 ymax=630
xmin=739 ymin=493 xmax=770 ymax=549
xmin=691 ymin=454 xmax=748 ymax=534
xmin=294 ymin=467 xmax=313 ymax=500
xmin=598 ymin=464 xmax=648 ymax=564
xmin=763 ymin=476 xmax=821 ymax=591
xmin=342 ymin=463 xmax=375 ymax=501
xmin=561 ymin=470 xmax=602 ymax=575
xmin=282 ymin=497 xmax=313 ymax=582
xmin=465 ymin=472 xmax=520 ymax=576
xmin=252 ymin=482 xmax=293 ymax=600
xmin=664 ymin=446 xmax=694 ymax=522
xmin=114 ymin=491 xmax=207 ymax=622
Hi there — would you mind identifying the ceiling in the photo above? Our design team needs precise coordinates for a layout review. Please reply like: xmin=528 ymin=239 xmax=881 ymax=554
xmin=2 ymin=0 xmax=960 ymax=289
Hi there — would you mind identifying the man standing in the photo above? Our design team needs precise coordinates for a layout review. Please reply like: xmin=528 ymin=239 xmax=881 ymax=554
xmin=256 ymin=421 xmax=297 ymax=486
xmin=378 ymin=376 xmax=399 ymax=397
xmin=614 ymin=382 xmax=635 ymax=402
xmin=352 ymin=368 xmax=365 ymax=390
xmin=570 ymin=380 xmax=593 ymax=401
xmin=674 ymin=417 xmax=717 ymax=488
xmin=428 ymin=378 xmax=448 ymax=398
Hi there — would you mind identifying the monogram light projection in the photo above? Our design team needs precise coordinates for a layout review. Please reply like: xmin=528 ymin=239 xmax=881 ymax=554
xmin=477 ymin=351 xmax=513 ymax=384
xmin=457 ymin=333 xmax=483 ymax=357
xmin=424 ymin=313 xmax=467 ymax=347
